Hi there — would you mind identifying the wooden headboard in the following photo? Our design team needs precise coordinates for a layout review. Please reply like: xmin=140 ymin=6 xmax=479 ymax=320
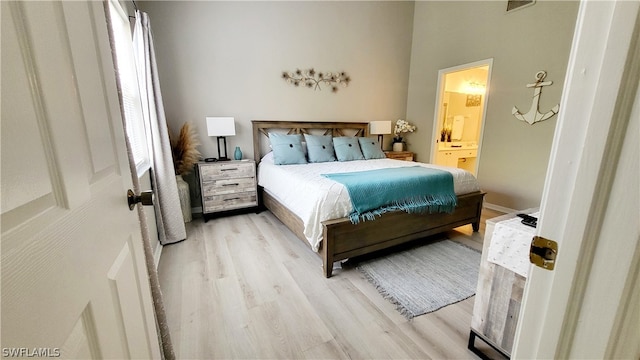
xmin=252 ymin=120 xmax=369 ymax=164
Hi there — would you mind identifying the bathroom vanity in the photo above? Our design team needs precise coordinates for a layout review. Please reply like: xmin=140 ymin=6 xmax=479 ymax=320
xmin=435 ymin=142 xmax=477 ymax=175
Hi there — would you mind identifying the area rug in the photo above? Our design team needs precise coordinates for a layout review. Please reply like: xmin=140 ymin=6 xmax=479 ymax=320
xmin=356 ymin=239 xmax=481 ymax=319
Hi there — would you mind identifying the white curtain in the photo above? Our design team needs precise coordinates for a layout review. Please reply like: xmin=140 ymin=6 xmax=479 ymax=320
xmin=133 ymin=11 xmax=186 ymax=245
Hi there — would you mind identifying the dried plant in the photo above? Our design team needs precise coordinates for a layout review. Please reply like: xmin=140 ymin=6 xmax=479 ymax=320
xmin=170 ymin=122 xmax=201 ymax=176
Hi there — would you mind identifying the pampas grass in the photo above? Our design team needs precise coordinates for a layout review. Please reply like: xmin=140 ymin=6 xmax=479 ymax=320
xmin=171 ymin=122 xmax=201 ymax=176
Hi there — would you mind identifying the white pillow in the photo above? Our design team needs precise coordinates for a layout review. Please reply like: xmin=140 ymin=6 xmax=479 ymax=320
xmin=261 ymin=151 xmax=275 ymax=164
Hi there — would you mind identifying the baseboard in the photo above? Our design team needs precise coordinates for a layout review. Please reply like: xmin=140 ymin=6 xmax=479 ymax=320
xmin=153 ymin=241 xmax=163 ymax=270
xmin=191 ymin=206 xmax=202 ymax=215
xmin=483 ymin=202 xmax=517 ymax=214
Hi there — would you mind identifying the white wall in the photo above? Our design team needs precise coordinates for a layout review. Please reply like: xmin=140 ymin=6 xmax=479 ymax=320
xmin=141 ymin=0 xmax=579 ymax=211
xmin=141 ymin=1 xmax=415 ymax=210
xmin=140 ymin=1 xmax=415 ymax=160
xmin=407 ymin=1 xmax=579 ymax=210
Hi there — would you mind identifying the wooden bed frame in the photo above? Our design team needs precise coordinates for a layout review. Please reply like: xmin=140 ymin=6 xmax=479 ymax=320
xmin=252 ymin=120 xmax=485 ymax=277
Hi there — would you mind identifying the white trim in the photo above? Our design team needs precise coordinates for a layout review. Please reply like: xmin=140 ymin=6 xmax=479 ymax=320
xmin=513 ymin=1 xmax=640 ymax=358
xmin=606 ymin=238 xmax=640 ymax=358
xmin=483 ymin=202 xmax=517 ymax=215
xmin=153 ymin=241 xmax=163 ymax=270
xmin=430 ymin=58 xmax=493 ymax=176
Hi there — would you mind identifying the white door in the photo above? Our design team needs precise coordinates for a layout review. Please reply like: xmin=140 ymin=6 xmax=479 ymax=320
xmin=430 ymin=59 xmax=492 ymax=176
xmin=1 ymin=1 xmax=160 ymax=358
xmin=513 ymin=1 xmax=639 ymax=358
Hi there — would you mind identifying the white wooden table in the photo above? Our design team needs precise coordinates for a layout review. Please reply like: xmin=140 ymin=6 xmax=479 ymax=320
xmin=468 ymin=208 xmax=537 ymax=359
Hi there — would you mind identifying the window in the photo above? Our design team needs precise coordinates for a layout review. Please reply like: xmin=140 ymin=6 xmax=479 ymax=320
xmin=107 ymin=0 xmax=150 ymax=175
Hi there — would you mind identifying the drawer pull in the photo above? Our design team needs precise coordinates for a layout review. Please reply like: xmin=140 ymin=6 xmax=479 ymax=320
xmin=222 ymin=183 xmax=239 ymax=187
xmin=221 ymin=168 xmax=238 ymax=171
xmin=224 ymin=197 xmax=241 ymax=201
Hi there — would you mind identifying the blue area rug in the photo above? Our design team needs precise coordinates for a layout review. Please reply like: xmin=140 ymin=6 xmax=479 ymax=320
xmin=356 ymin=239 xmax=481 ymax=319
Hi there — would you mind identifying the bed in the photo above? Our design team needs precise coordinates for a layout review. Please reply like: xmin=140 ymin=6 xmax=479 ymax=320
xmin=252 ymin=120 xmax=485 ymax=277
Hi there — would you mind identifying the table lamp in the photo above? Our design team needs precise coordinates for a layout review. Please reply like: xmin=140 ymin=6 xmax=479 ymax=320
xmin=206 ymin=117 xmax=236 ymax=161
xmin=369 ymin=121 xmax=392 ymax=149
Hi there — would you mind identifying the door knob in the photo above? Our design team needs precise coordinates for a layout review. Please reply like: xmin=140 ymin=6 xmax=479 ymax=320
xmin=127 ymin=189 xmax=154 ymax=210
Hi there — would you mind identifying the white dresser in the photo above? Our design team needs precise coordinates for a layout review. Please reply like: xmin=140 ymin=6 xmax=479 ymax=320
xmin=197 ymin=160 xmax=258 ymax=220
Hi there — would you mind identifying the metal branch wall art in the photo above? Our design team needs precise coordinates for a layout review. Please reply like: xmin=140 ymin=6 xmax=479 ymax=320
xmin=512 ymin=71 xmax=560 ymax=125
xmin=282 ymin=68 xmax=351 ymax=92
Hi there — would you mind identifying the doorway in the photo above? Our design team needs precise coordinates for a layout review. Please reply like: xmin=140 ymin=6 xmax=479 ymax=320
xmin=431 ymin=59 xmax=493 ymax=176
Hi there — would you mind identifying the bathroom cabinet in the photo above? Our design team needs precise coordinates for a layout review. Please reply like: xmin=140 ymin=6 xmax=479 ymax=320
xmin=436 ymin=148 xmax=477 ymax=175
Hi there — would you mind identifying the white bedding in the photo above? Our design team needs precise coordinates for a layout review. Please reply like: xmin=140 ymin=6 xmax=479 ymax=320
xmin=257 ymin=152 xmax=482 ymax=252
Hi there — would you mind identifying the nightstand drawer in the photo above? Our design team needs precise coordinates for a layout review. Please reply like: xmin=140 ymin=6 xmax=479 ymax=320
xmin=199 ymin=162 xmax=254 ymax=179
xmin=202 ymin=177 xmax=256 ymax=195
xmin=203 ymin=192 xmax=257 ymax=213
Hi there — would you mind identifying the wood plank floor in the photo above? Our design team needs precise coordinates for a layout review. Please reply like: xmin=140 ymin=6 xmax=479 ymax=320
xmin=158 ymin=208 xmax=506 ymax=359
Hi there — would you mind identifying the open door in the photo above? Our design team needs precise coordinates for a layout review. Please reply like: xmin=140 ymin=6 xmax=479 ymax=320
xmin=431 ymin=59 xmax=492 ymax=176
xmin=513 ymin=1 xmax=639 ymax=358
xmin=1 ymin=2 xmax=160 ymax=357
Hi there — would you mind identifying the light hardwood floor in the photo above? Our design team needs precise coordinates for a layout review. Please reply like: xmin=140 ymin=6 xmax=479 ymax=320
xmin=158 ymin=208 xmax=506 ymax=359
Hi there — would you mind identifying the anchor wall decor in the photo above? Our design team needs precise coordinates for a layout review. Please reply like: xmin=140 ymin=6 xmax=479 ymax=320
xmin=512 ymin=71 xmax=560 ymax=125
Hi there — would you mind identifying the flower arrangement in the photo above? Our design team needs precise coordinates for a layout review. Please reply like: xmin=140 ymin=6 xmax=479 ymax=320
xmin=393 ymin=119 xmax=416 ymax=142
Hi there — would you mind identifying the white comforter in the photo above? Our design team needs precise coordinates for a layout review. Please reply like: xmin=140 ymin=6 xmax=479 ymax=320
xmin=257 ymin=153 xmax=482 ymax=252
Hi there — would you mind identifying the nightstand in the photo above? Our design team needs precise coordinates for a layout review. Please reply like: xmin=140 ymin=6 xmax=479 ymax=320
xmin=197 ymin=160 xmax=258 ymax=221
xmin=384 ymin=151 xmax=415 ymax=161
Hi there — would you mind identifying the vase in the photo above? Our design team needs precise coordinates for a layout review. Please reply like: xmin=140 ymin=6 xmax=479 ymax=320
xmin=234 ymin=146 xmax=242 ymax=160
xmin=392 ymin=137 xmax=404 ymax=152
xmin=175 ymin=174 xmax=192 ymax=223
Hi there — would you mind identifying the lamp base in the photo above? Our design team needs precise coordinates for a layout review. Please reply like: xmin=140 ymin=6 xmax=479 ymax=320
xmin=217 ymin=136 xmax=230 ymax=161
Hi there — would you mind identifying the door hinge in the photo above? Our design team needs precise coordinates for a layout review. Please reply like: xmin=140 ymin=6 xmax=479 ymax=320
xmin=530 ymin=236 xmax=558 ymax=270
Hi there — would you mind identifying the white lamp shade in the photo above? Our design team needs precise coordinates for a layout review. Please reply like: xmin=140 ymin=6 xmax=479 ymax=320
xmin=369 ymin=121 xmax=392 ymax=135
xmin=206 ymin=117 xmax=236 ymax=136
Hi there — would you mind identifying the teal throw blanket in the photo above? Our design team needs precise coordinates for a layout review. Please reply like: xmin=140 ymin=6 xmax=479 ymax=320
xmin=323 ymin=166 xmax=457 ymax=224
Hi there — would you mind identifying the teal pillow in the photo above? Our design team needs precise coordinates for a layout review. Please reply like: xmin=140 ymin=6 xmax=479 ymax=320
xmin=269 ymin=133 xmax=307 ymax=165
xmin=358 ymin=137 xmax=386 ymax=159
xmin=304 ymin=134 xmax=336 ymax=163
xmin=333 ymin=137 xmax=365 ymax=161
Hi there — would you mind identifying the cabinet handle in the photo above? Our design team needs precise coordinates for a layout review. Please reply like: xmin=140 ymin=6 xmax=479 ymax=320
xmin=221 ymin=168 xmax=238 ymax=171
xmin=222 ymin=183 xmax=239 ymax=187
xmin=224 ymin=197 xmax=241 ymax=201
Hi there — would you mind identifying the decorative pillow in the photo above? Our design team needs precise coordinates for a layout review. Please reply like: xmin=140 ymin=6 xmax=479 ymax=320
xmin=333 ymin=136 xmax=365 ymax=162
xmin=303 ymin=134 xmax=336 ymax=163
xmin=268 ymin=133 xmax=307 ymax=165
xmin=358 ymin=137 xmax=386 ymax=159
